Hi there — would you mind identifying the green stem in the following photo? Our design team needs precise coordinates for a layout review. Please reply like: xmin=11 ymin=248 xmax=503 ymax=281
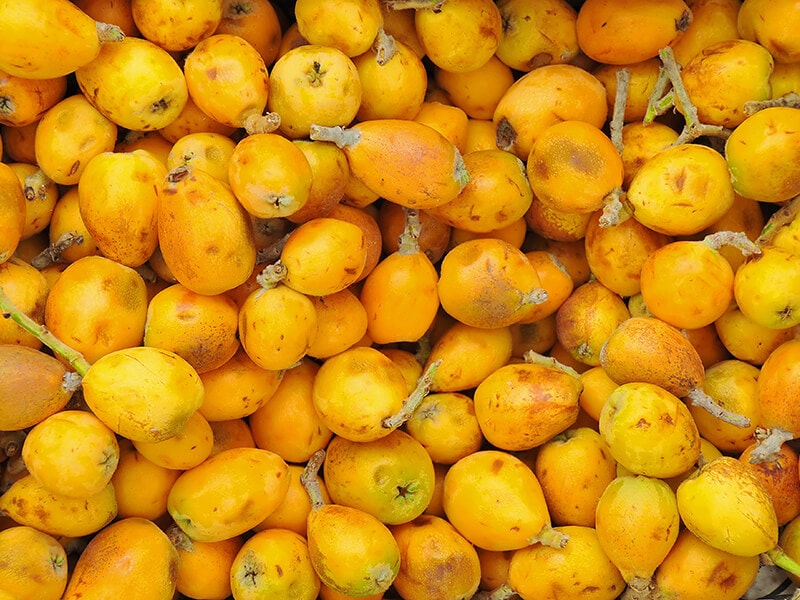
xmin=0 ymin=287 xmax=91 ymax=376
xmin=30 ymin=231 xmax=83 ymax=269
xmin=382 ymin=360 xmax=441 ymax=430
xmin=523 ymin=349 xmax=581 ymax=382
xmin=643 ymin=67 xmax=672 ymax=125
xmin=530 ymin=523 xmax=570 ymax=548
xmin=756 ymin=194 xmax=800 ymax=248
xmin=96 ymin=21 xmax=125 ymax=44
xmin=766 ymin=546 xmax=800 ymax=578
xmin=702 ymin=231 xmax=761 ymax=256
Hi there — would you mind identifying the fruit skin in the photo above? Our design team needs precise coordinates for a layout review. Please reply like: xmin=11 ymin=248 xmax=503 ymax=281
xmin=0 ymin=475 xmax=117 ymax=538
xmin=0 ymin=526 xmax=67 ymax=600
xmin=443 ymin=450 xmax=557 ymax=551
xmin=756 ymin=339 xmax=800 ymax=436
xmin=76 ymin=36 xmax=189 ymax=131
xmin=677 ymin=456 xmax=778 ymax=557
xmin=594 ymin=475 xmax=680 ymax=583
xmin=508 ymin=525 xmax=625 ymax=600
xmin=725 ymin=107 xmax=800 ymax=204
xmin=389 ymin=514 xmax=482 ymax=600
xmin=733 ymin=246 xmax=800 ymax=330
xmin=82 ymin=346 xmax=204 ymax=443
xmin=62 ymin=517 xmax=179 ymax=600
xmin=599 ymin=382 xmax=700 ymax=479
xmin=167 ymin=447 xmax=290 ymax=543
xmin=0 ymin=0 xmax=121 ymax=79
xmin=307 ymin=503 xmax=401 ymax=598
xmin=0 ymin=162 xmax=26 ymax=263
xmin=0 ymin=345 xmax=73 ymax=431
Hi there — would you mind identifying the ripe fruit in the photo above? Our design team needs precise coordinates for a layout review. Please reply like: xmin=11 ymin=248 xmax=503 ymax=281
xmin=268 ymin=44 xmax=362 ymax=139
xmin=62 ymin=518 xmax=179 ymax=600
xmin=310 ymin=119 xmax=469 ymax=209
xmin=76 ymin=36 xmax=188 ymax=131
xmin=677 ymin=456 xmax=778 ymax=557
xmin=527 ymin=120 xmax=623 ymax=215
xmin=21 ymin=410 xmax=119 ymax=499
xmin=131 ymin=0 xmax=221 ymax=52
xmin=390 ymin=514 xmax=482 ymax=600
xmin=0 ymin=0 xmax=124 ymax=79
xmin=82 ymin=345 xmax=204 ymax=442
xmin=725 ymin=106 xmax=800 ymax=204
xmin=78 ymin=150 xmax=165 ymax=267
xmin=576 ymin=0 xmax=692 ymax=65
xmin=229 ymin=528 xmax=320 ymax=600
xmin=323 ymin=430 xmax=435 ymax=525
xmin=627 ymin=143 xmax=735 ymax=236
xmin=294 ymin=0 xmax=383 ymax=58
xmin=599 ymin=382 xmax=701 ymax=478
xmin=414 ymin=0 xmax=502 ymax=73
xmin=733 ymin=246 xmax=800 ymax=329
xmin=167 ymin=447 xmax=290 ymax=542
xmin=438 ymin=237 xmax=548 ymax=329
xmin=595 ymin=475 xmax=680 ymax=592
xmin=168 ymin=526 xmax=243 ymax=600
xmin=0 ymin=526 xmax=68 ymax=600
xmin=302 ymin=449 xmax=401 ymax=597
xmin=157 ymin=165 xmax=257 ymax=295
xmin=443 ymin=450 xmax=566 ymax=551
xmin=473 ymin=357 xmax=582 ymax=451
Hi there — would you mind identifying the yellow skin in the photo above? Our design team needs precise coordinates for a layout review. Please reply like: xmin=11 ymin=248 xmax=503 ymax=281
xmin=599 ymin=382 xmax=700 ymax=479
xmin=167 ymin=447 xmax=290 ymax=543
xmin=677 ymin=456 xmax=778 ymax=557
xmin=308 ymin=503 xmax=400 ymax=597
xmin=0 ymin=258 xmax=49 ymax=348
xmin=62 ymin=518 xmax=179 ymax=600
xmin=323 ymin=430 xmax=435 ymax=525
xmin=0 ymin=475 xmax=116 ymax=538
xmin=0 ymin=526 xmax=68 ymax=600
xmin=509 ymin=525 xmax=626 ymax=600
xmin=230 ymin=529 xmax=320 ymax=600
xmin=76 ymin=37 xmax=188 ymax=131
xmin=595 ymin=475 xmax=681 ymax=583
xmin=82 ymin=346 xmax=204 ymax=443
xmin=78 ymin=149 xmax=165 ymax=267
xmin=22 ymin=410 xmax=119 ymax=499
xmin=733 ymin=246 xmax=800 ymax=330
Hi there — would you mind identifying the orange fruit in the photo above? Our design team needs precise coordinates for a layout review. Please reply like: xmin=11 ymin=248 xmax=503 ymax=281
xmin=734 ymin=246 xmax=800 ymax=330
xmin=0 ymin=69 xmax=67 ymax=128
xmin=738 ymin=0 xmax=800 ymax=63
xmin=307 ymin=288 xmax=369 ymax=359
xmin=111 ymin=439 xmax=181 ymax=520
xmin=0 ymin=526 xmax=68 ymax=600
xmin=669 ymin=0 xmax=740 ymax=66
xmin=438 ymin=237 xmax=547 ymax=329
xmin=0 ymin=257 xmax=49 ymax=348
xmin=168 ymin=525 xmax=243 ymax=600
xmin=435 ymin=55 xmax=515 ymax=120
xmin=353 ymin=36 xmax=428 ymax=122
xmin=294 ymin=0 xmax=383 ymax=57
xmin=576 ymin=0 xmax=692 ymax=65
xmin=414 ymin=0 xmax=502 ymax=73
xmin=714 ymin=304 xmax=796 ymax=365
xmin=527 ymin=120 xmax=624 ymax=215
xmin=132 ymin=410 xmax=214 ymax=471
xmin=268 ymin=44 xmax=362 ymax=139
xmin=494 ymin=0 xmax=579 ymax=71
xmin=288 ymin=140 xmax=351 ymax=224
xmin=593 ymin=57 xmax=662 ymax=123
xmin=404 ymin=392 xmax=483 ymax=465
xmin=215 ymin=0 xmax=283 ymax=67
xmin=165 ymin=131 xmax=236 ymax=184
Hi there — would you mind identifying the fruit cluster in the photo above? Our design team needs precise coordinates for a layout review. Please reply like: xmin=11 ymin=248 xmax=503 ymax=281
xmin=2 ymin=0 xmax=800 ymax=599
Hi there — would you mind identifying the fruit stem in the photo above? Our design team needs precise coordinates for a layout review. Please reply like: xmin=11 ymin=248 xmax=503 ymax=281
xmin=657 ymin=46 xmax=731 ymax=145
xmin=523 ymin=350 xmax=582 ymax=383
xmin=398 ymin=208 xmax=422 ymax=256
xmin=96 ymin=21 xmax=125 ymax=44
xmin=471 ymin=583 xmax=517 ymax=600
xmin=453 ymin=146 xmax=470 ymax=190
xmin=621 ymin=576 xmax=657 ymax=600
xmin=530 ymin=523 xmax=570 ymax=548
xmin=300 ymin=448 xmax=327 ymax=511
xmin=309 ymin=124 xmax=362 ymax=149
xmin=382 ymin=0 xmax=445 ymax=10
xmin=599 ymin=187 xmax=633 ymax=228
xmin=684 ymin=387 xmax=751 ymax=428
xmin=256 ymin=232 xmax=292 ymax=265
xmin=749 ymin=427 xmax=796 ymax=464
xmin=757 ymin=194 xmax=800 ymax=247
xmin=0 ymin=287 xmax=91 ymax=377
xmin=519 ymin=288 xmax=549 ymax=307
xmin=30 ymin=231 xmax=84 ymax=269
xmin=643 ymin=68 xmax=672 ymax=125
xmin=373 ymin=27 xmax=397 ymax=65
xmin=744 ymin=91 xmax=800 ymax=116
xmin=256 ymin=260 xmax=288 ymax=290
xmin=242 ymin=112 xmax=281 ymax=135
xmin=701 ymin=231 xmax=761 ymax=256
xmin=166 ymin=524 xmax=195 ymax=552
xmin=765 ymin=546 xmax=800 ymax=578
xmin=382 ymin=359 xmax=441 ymax=430
xmin=610 ymin=68 xmax=630 ymax=155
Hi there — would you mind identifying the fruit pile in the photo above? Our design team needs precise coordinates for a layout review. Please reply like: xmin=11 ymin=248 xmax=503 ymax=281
xmin=2 ymin=0 xmax=800 ymax=598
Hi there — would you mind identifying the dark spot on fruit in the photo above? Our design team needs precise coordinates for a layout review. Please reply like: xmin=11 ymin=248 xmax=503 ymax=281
xmin=491 ymin=458 xmax=504 ymax=473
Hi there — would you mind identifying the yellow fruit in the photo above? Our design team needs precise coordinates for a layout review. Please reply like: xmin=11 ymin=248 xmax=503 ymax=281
xmin=0 ymin=526 xmax=68 ymax=600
